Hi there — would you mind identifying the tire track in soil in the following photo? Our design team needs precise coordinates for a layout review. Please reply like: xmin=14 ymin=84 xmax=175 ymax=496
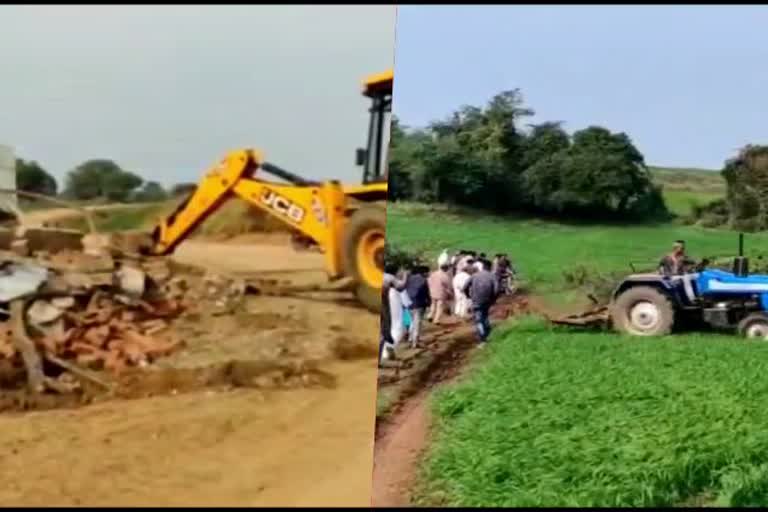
xmin=0 ymin=359 xmax=339 ymax=415
xmin=371 ymin=295 xmax=528 ymax=507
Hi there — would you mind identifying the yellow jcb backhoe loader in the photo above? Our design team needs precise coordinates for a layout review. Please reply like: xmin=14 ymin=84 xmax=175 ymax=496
xmin=143 ymin=70 xmax=392 ymax=312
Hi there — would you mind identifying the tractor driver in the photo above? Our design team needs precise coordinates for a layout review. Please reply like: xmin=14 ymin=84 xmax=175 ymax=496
xmin=659 ymin=240 xmax=696 ymax=276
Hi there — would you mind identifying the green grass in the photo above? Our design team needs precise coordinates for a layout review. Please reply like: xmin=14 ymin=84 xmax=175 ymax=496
xmin=662 ymin=189 xmax=723 ymax=217
xmin=391 ymin=174 xmax=762 ymax=507
xmin=648 ymin=166 xmax=725 ymax=217
xmin=417 ymin=316 xmax=768 ymax=507
xmin=386 ymin=203 xmax=768 ymax=294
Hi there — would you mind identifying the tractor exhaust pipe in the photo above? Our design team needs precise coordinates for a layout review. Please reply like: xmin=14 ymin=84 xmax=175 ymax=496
xmin=734 ymin=232 xmax=749 ymax=277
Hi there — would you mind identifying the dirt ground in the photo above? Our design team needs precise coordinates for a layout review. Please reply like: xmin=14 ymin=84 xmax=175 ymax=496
xmin=0 ymin=234 xmax=379 ymax=507
xmin=17 ymin=203 xmax=156 ymax=227
xmin=371 ymin=295 xmax=528 ymax=507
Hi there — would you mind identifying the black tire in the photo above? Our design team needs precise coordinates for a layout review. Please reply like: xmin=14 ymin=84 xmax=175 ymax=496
xmin=610 ymin=285 xmax=675 ymax=336
xmin=738 ymin=313 xmax=768 ymax=339
xmin=342 ymin=205 xmax=386 ymax=313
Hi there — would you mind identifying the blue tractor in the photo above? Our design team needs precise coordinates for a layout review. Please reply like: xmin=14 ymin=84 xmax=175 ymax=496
xmin=610 ymin=234 xmax=768 ymax=338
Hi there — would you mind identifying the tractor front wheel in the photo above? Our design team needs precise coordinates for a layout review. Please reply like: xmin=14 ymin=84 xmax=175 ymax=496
xmin=611 ymin=286 xmax=675 ymax=336
xmin=738 ymin=313 xmax=768 ymax=340
xmin=342 ymin=205 xmax=385 ymax=313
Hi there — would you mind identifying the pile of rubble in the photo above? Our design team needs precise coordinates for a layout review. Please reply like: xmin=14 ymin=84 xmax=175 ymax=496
xmin=13 ymin=288 xmax=184 ymax=373
xmin=0 ymin=227 xmax=245 ymax=391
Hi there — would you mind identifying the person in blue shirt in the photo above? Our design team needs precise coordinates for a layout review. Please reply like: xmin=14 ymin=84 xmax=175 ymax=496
xmin=405 ymin=264 xmax=431 ymax=349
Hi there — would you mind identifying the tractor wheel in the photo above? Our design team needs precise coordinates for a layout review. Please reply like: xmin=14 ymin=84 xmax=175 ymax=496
xmin=342 ymin=205 xmax=386 ymax=313
xmin=738 ymin=313 xmax=768 ymax=340
xmin=610 ymin=286 xmax=675 ymax=336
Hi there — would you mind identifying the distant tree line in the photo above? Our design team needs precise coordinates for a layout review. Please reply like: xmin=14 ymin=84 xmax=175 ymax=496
xmin=14 ymin=158 xmax=198 ymax=205
xmin=388 ymin=89 xmax=669 ymax=221
xmin=691 ymin=145 xmax=768 ymax=232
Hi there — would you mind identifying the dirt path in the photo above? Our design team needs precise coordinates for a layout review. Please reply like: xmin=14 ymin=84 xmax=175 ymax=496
xmin=18 ymin=203 xmax=156 ymax=227
xmin=371 ymin=296 xmax=528 ymax=507
xmin=372 ymin=390 xmax=431 ymax=507
xmin=371 ymin=324 xmax=477 ymax=508
xmin=0 ymin=238 xmax=379 ymax=507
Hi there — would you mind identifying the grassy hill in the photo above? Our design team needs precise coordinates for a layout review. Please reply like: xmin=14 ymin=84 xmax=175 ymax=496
xmin=648 ymin=165 xmax=724 ymax=217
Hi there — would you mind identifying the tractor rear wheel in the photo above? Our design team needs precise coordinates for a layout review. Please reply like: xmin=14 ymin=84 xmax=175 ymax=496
xmin=342 ymin=205 xmax=385 ymax=313
xmin=611 ymin=285 xmax=675 ymax=336
xmin=738 ymin=313 xmax=768 ymax=340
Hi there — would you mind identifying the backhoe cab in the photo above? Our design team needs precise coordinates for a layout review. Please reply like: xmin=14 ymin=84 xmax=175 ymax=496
xmin=357 ymin=69 xmax=393 ymax=185
xmin=144 ymin=70 xmax=393 ymax=313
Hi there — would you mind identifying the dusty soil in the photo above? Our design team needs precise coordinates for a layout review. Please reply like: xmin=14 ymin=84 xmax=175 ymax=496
xmin=371 ymin=295 xmax=528 ymax=507
xmin=0 ymin=236 xmax=380 ymax=507
xmin=16 ymin=203 xmax=157 ymax=227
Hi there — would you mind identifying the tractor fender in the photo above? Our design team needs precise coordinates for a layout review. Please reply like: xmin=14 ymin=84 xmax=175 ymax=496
xmin=611 ymin=276 xmax=678 ymax=304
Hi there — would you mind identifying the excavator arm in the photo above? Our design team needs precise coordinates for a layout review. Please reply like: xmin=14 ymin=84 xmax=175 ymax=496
xmin=148 ymin=149 xmax=354 ymax=280
xmin=140 ymin=68 xmax=391 ymax=313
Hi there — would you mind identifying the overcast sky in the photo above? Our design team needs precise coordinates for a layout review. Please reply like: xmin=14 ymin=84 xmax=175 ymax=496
xmin=394 ymin=5 xmax=768 ymax=170
xmin=0 ymin=5 xmax=396 ymax=186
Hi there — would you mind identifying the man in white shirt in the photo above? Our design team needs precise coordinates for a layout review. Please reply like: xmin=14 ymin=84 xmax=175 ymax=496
xmin=453 ymin=260 xmax=474 ymax=319
xmin=383 ymin=265 xmax=408 ymax=346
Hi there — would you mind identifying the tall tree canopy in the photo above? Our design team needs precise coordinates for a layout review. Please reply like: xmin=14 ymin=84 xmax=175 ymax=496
xmin=388 ymin=89 xmax=668 ymax=221
xmin=16 ymin=158 xmax=58 ymax=196
xmin=721 ymin=145 xmax=768 ymax=231
xmin=63 ymin=159 xmax=143 ymax=202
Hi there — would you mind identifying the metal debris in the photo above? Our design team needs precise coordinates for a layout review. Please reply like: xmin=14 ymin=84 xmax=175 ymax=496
xmin=0 ymin=262 xmax=49 ymax=302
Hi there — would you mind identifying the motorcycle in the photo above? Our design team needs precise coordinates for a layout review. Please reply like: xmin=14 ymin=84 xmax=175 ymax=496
xmin=498 ymin=266 xmax=518 ymax=296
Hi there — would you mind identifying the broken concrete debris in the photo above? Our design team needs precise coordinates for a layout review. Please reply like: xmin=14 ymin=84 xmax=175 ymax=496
xmin=0 ymin=262 xmax=49 ymax=302
xmin=201 ymin=272 xmax=246 ymax=315
xmin=0 ymin=228 xmax=249 ymax=391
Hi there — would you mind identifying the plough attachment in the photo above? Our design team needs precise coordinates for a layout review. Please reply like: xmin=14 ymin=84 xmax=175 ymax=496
xmin=547 ymin=295 xmax=610 ymax=328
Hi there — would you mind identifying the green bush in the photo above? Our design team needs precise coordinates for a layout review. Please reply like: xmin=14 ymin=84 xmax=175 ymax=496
xmin=384 ymin=244 xmax=426 ymax=271
xmin=688 ymin=198 xmax=729 ymax=228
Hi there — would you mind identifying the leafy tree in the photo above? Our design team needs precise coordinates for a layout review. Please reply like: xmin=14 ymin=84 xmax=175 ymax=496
xmin=388 ymin=116 xmax=430 ymax=201
xmin=571 ymin=126 xmax=645 ymax=168
xmin=132 ymin=181 xmax=168 ymax=202
xmin=391 ymin=90 xmax=534 ymax=209
xmin=63 ymin=159 xmax=143 ymax=201
xmin=102 ymin=169 xmax=143 ymax=202
xmin=520 ymin=122 xmax=570 ymax=169
xmin=387 ymin=88 xmax=668 ymax=222
xmin=15 ymin=158 xmax=57 ymax=196
xmin=170 ymin=182 xmax=197 ymax=197
xmin=722 ymin=145 xmax=768 ymax=231
xmin=523 ymin=126 xmax=665 ymax=219
xmin=482 ymin=89 xmax=534 ymax=173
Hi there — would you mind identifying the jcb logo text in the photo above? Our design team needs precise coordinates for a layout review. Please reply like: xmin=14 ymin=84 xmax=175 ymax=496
xmin=261 ymin=190 xmax=306 ymax=223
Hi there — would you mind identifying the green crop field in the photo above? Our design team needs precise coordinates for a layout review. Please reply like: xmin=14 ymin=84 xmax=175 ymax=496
xmin=417 ymin=317 xmax=768 ymax=507
xmin=386 ymin=202 xmax=768 ymax=296
xmin=388 ymin=170 xmax=768 ymax=507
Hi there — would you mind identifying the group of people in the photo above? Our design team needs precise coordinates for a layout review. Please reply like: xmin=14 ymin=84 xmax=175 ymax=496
xmin=379 ymin=240 xmax=698 ymax=365
xmin=379 ymin=249 xmax=515 ymax=364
